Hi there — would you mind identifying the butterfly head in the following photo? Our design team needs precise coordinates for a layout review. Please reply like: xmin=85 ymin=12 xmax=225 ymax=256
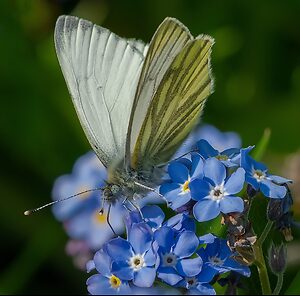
xmin=102 ymin=183 xmax=121 ymax=203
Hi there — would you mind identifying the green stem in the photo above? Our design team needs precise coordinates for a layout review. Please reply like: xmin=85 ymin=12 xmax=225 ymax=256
xmin=254 ymin=243 xmax=272 ymax=295
xmin=253 ymin=220 xmax=274 ymax=295
xmin=272 ymin=273 xmax=283 ymax=295
xmin=258 ymin=220 xmax=273 ymax=245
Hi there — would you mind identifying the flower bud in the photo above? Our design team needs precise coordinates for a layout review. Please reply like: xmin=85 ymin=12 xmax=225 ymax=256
xmin=267 ymin=186 xmax=293 ymax=221
xmin=267 ymin=186 xmax=294 ymax=241
xmin=247 ymin=184 xmax=258 ymax=198
xmin=268 ymin=243 xmax=287 ymax=275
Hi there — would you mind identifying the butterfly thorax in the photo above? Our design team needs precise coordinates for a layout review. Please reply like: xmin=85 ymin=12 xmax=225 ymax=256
xmin=106 ymin=162 xmax=162 ymax=201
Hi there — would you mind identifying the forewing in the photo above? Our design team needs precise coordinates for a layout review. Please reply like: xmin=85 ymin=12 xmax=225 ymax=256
xmin=126 ymin=18 xmax=193 ymax=164
xmin=132 ymin=35 xmax=214 ymax=171
xmin=55 ymin=15 xmax=146 ymax=167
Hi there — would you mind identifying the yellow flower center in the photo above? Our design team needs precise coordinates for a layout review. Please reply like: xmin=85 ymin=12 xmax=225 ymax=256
xmin=109 ymin=275 xmax=121 ymax=289
xmin=216 ymin=154 xmax=229 ymax=161
xmin=93 ymin=211 xmax=107 ymax=224
xmin=182 ymin=180 xmax=190 ymax=193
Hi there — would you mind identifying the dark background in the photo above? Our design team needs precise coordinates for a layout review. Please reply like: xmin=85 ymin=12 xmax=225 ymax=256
xmin=1 ymin=0 xmax=300 ymax=294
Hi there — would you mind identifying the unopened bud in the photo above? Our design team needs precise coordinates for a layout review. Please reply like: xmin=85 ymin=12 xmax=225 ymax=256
xmin=268 ymin=243 xmax=287 ymax=275
xmin=267 ymin=186 xmax=293 ymax=221
xmin=247 ymin=184 xmax=257 ymax=198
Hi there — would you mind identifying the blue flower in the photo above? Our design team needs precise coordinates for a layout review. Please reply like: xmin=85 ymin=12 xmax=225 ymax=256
xmin=173 ymin=124 xmax=242 ymax=159
xmin=164 ymin=213 xmax=196 ymax=233
xmin=197 ymin=236 xmax=251 ymax=277
xmin=190 ymin=158 xmax=245 ymax=222
xmin=155 ymin=226 xmax=202 ymax=286
xmin=176 ymin=275 xmax=216 ymax=295
xmin=197 ymin=139 xmax=240 ymax=167
xmin=52 ymin=151 xmax=125 ymax=250
xmin=160 ymin=153 xmax=204 ymax=210
xmin=125 ymin=206 xmax=195 ymax=238
xmin=52 ymin=151 xmax=106 ymax=220
xmin=106 ymin=222 xmax=157 ymax=288
xmin=87 ymin=247 xmax=131 ymax=295
xmin=124 ymin=205 xmax=165 ymax=235
xmin=241 ymin=147 xmax=292 ymax=199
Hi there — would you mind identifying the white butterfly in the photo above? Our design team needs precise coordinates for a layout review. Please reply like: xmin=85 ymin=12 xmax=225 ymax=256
xmin=54 ymin=15 xmax=214 ymax=207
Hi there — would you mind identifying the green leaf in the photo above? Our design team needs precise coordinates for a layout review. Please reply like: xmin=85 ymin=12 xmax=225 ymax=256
xmin=252 ymin=128 xmax=271 ymax=161
xmin=285 ymin=270 xmax=300 ymax=295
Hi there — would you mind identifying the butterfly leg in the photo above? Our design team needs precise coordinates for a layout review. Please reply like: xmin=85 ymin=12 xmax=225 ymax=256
xmin=106 ymin=203 xmax=117 ymax=236
xmin=122 ymin=196 xmax=132 ymax=212
xmin=128 ymin=196 xmax=144 ymax=219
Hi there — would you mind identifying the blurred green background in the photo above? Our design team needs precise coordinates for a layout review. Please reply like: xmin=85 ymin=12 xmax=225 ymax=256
xmin=1 ymin=0 xmax=300 ymax=294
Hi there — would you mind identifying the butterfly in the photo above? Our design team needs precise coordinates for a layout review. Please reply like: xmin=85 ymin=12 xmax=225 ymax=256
xmin=54 ymin=15 xmax=214 ymax=209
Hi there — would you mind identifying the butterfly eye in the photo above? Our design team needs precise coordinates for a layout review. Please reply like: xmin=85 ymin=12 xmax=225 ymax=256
xmin=103 ymin=187 xmax=112 ymax=198
xmin=111 ymin=185 xmax=120 ymax=194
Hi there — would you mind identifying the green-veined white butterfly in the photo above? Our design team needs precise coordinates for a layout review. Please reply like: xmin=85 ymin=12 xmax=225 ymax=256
xmin=54 ymin=15 xmax=214 ymax=208
xmin=25 ymin=15 xmax=214 ymax=215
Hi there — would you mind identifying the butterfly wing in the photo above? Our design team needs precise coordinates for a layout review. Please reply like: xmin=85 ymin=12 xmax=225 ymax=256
xmin=126 ymin=18 xmax=193 ymax=166
xmin=131 ymin=34 xmax=214 ymax=171
xmin=55 ymin=15 xmax=147 ymax=167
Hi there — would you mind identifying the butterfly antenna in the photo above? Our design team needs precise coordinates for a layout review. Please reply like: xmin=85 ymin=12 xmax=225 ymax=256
xmin=24 ymin=187 xmax=103 ymax=216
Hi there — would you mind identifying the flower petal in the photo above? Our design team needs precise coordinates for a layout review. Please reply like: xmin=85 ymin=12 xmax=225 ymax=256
xmin=86 ymin=274 xmax=111 ymax=295
xmin=94 ymin=248 xmax=111 ymax=276
xmin=193 ymin=199 xmax=220 ymax=222
xmin=86 ymin=260 xmax=96 ymax=273
xmin=165 ymin=213 xmax=196 ymax=233
xmin=197 ymin=139 xmax=218 ymax=158
xmin=219 ymin=196 xmax=244 ymax=214
xmin=157 ymin=266 xmax=183 ymax=285
xmin=268 ymin=175 xmax=292 ymax=185
xmin=141 ymin=205 xmax=165 ymax=230
xmin=176 ymin=257 xmax=202 ymax=277
xmin=204 ymin=158 xmax=226 ymax=186
xmin=197 ymin=265 xmax=218 ymax=283
xmin=144 ymin=247 xmax=157 ymax=266
xmin=224 ymin=168 xmax=245 ymax=194
xmin=159 ymin=182 xmax=180 ymax=196
xmin=195 ymin=283 xmax=216 ymax=295
xmin=154 ymin=226 xmax=175 ymax=253
xmin=133 ymin=267 xmax=156 ymax=287
xmin=170 ymin=191 xmax=192 ymax=210
xmin=111 ymin=261 xmax=134 ymax=280
xmin=162 ymin=187 xmax=184 ymax=207
xmin=124 ymin=210 xmax=142 ymax=236
xmin=189 ymin=179 xmax=210 ymax=201
xmin=106 ymin=237 xmax=133 ymax=262
xmin=129 ymin=223 xmax=153 ymax=254
xmin=190 ymin=153 xmax=204 ymax=179
xmin=199 ymin=233 xmax=217 ymax=245
xmin=168 ymin=161 xmax=190 ymax=183
xmin=260 ymin=179 xmax=287 ymax=199
xmin=173 ymin=231 xmax=199 ymax=258
xmin=245 ymin=175 xmax=260 ymax=190
xmin=223 ymin=257 xmax=251 ymax=277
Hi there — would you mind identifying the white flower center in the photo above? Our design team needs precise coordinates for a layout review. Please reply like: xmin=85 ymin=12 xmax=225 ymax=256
xmin=162 ymin=253 xmax=178 ymax=267
xmin=186 ymin=277 xmax=198 ymax=288
xmin=129 ymin=254 xmax=145 ymax=271
xmin=210 ymin=184 xmax=225 ymax=201
xmin=209 ymin=255 xmax=224 ymax=266
xmin=253 ymin=169 xmax=266 ymax=182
